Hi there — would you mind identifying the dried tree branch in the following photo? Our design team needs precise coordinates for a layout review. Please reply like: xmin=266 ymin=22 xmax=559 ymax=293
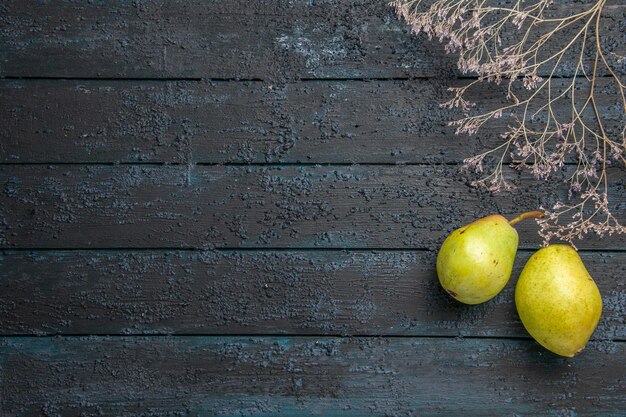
xmin=393 ymin=0 xmax=626 ymax=245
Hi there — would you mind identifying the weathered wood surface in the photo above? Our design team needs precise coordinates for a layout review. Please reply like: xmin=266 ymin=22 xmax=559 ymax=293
xmin=1 ymin=1 xmax=623 ymax=79
xmin=2 ymin=165 xmax=624 ymax=250
xmin=1 ymin=249 xmax=624 ymax=339
xmin=1 ymin=1 xmax=625 ymax=414
xmin=1 ymin=336 xmax=624 ymax=416
xmin=1 ymin=77 xmax=622 ymax=164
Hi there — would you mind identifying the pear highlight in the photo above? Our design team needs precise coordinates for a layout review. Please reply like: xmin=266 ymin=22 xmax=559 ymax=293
xmin=515 ymin=244 xmax=602 ymax=357
xmin=436 ymin=212 xmax=541 ymax=304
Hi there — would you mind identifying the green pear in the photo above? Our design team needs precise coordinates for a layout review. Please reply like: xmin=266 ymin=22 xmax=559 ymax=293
xmin=515 ymin=244 xmax=602 ymax=357
xmin=437 ymin=211 xmax=542 ymax=304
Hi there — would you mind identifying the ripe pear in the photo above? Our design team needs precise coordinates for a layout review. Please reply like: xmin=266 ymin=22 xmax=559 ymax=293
xmin=515 ymin=244 xmax=602 ymax=357
xmin=436 ymin=211 xmax=542 ymax=304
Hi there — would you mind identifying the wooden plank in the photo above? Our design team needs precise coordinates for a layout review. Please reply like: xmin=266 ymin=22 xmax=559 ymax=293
xmin=0 ymin=78 xmax=473 ymax=164
xmin=1 ymin=1 xmax=622 ymax=79
xmin=1 ymin=164 xmax=624 ymax=250
xmin=1 ymin=336 xmax=624 ymax=415
xmin=0 ymin=249 xmax=623 ymax=339
xmin=0 ymin=80 xmax=188 ymax=163
xmin=2 ymin=78 xmax=622 ymax=164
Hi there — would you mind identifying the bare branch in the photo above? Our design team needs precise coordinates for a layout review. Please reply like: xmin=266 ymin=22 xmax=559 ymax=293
xmin=393 ymin=0 xmax=626 ymax=244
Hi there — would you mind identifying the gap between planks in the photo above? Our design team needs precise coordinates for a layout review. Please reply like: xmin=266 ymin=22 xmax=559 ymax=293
xmin=0 ymin=161 xmax=584 ymax=167
xmin=0 ymin=334 xmax=623 ymax=342
xmin=0 ymin=162 xmax=461 ymax=166
xmin=1 ymin=74 xmax=618 ymax=82
xmin=2 ymin=247 xmax=626 ymax=253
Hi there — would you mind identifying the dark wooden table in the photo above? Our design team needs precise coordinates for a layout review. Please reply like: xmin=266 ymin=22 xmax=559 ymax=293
xmin=1 ymin=1 xmax=625 ymax=415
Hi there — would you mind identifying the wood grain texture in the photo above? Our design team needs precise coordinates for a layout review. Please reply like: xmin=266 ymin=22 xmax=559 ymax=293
xmin=1 ymin=164 xmax=624 ymax=250
xmin=0 ymin=249 xmax=624 ymax=340
xmin=0 ymin=80 xmax=188 ymax=163
xmin=2 ymin=1 xmax=625 ymax=413
xmin=1 ymin=1 xmax=623 ymax=79
xmin=1 ymin=336 xmax=624 ymax=416
xmin=2 ymin=77 xmax=622 ymax=164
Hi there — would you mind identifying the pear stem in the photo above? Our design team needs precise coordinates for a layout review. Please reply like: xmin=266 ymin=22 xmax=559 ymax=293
xmin=508 ymin=210 xmax=545 ymax=227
